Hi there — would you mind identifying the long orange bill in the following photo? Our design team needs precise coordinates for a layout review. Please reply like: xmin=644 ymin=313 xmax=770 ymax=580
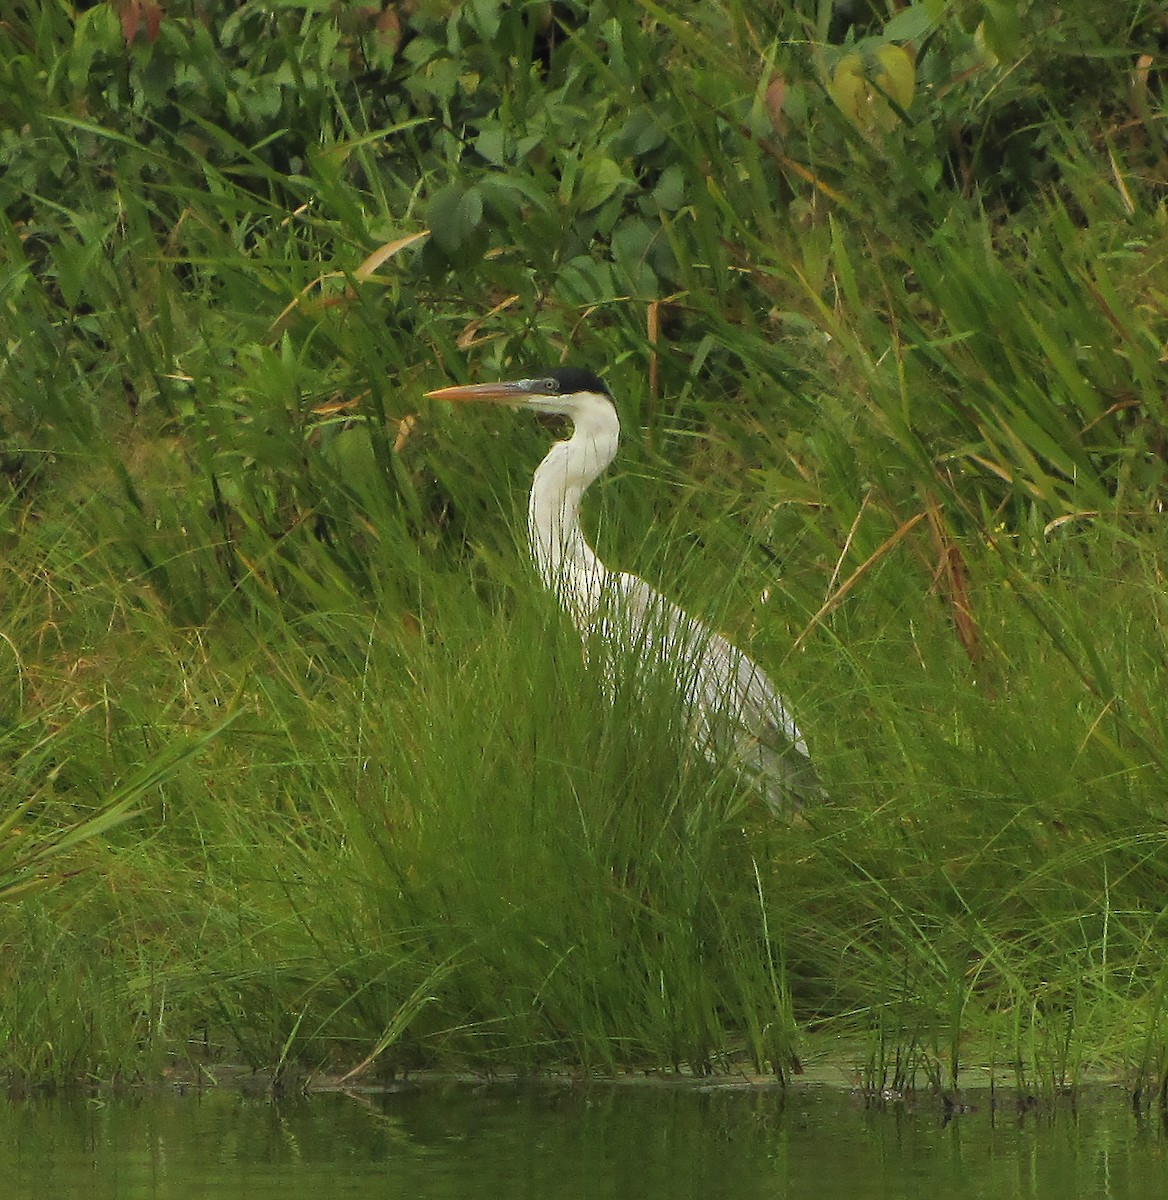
xmin=424 ymin=380 xmax=536 ymax=403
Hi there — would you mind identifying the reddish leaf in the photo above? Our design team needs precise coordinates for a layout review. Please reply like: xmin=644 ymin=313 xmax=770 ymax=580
xmin=119 ymin=0 xmax=141 ymax=43
xmin=765 ymin=73 xmax=786 ymax=138
xmin=143 ymin=2 xmax=162 ymax=42
xmin=118 ymin=1 xmax=163 ymax=45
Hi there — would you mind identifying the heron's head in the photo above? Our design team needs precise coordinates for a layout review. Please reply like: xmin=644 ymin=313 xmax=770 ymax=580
xmin=425 ymin=367 xmax=611 ymax=419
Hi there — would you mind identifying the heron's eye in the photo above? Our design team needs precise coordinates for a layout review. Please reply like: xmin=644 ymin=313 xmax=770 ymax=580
xmin=541 ymin=377 xmax=560 ymax=393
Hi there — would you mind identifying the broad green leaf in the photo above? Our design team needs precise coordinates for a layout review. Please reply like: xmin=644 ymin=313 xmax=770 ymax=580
xmin=576 ymin=157 xmax=630 ymax=213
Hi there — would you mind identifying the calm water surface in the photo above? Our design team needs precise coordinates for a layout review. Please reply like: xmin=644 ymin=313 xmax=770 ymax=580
xmin=1 ymin=1082 xmax=1164 ymax=1199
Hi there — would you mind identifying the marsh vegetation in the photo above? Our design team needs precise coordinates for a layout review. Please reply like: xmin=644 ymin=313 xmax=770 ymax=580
xmin=1 ymin=1 xmax=1167 ymax=1094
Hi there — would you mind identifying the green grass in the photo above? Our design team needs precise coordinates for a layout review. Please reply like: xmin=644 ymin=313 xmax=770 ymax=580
xmin=2 ymin=0 xmax=1167 ymax=1093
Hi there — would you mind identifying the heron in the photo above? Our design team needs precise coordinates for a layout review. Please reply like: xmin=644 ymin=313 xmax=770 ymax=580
xmin=425 ymin=367 xmax=821 ymax=813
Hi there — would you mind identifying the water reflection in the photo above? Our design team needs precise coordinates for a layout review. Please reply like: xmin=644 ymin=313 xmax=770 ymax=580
xmin=2 ymin=1082 xmax=1165 ymax=1199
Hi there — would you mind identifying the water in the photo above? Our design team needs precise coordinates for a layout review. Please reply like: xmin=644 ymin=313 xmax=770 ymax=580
xmin=2 ymin=1081 xmax=1164 ymax=1199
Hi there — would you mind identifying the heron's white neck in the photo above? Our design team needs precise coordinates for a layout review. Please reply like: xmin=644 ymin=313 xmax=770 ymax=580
xmin=527 ymin=392 xmax=620 ymax=626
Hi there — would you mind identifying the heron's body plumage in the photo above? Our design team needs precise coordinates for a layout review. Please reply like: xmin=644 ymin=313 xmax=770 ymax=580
xmin=427 ymin=368 xmax=821 ymax=812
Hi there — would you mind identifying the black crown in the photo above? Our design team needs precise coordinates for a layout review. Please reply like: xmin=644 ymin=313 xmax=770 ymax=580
xmin=539 ymin=367 xmax=610 ymax=396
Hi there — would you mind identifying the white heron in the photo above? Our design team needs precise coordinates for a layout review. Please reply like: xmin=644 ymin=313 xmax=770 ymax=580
xmin=425 ymin=367 xmax=821 ymax=813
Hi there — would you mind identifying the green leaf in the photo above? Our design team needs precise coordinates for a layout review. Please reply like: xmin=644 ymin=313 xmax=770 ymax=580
xmin=881 ymin=4 xmax=938 ymax=43
xmin=468 ymin=0 xmax=502 ymax=39
xmin=653 ymin=165 xmax=687 ymax=211
xmin=612 ymin=217 xmax=659 ymax=295
xmin=67 ymin=3 xmax=121 ymax=91
xmin=981 ymin=0 xmax=1021 ymax=61
xmin=475 ymin=127 xmax=507 ymax=166
xmin=617 ymin=108 xmax=667 ymax=156
xmin=575 ymin=157 xmax=630 ymax=212
xmin=427 ymin=185 xmax=484 ymax=252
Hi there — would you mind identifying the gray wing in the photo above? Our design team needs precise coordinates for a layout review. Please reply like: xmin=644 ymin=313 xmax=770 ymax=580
xmin=591 ymin=571 xmax=821 ymax=813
